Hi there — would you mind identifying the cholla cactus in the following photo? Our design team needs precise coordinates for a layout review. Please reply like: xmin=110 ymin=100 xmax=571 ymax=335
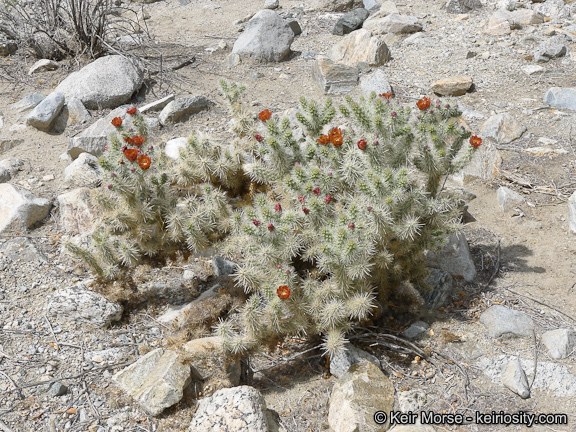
xmin=216 ymin=86 xmax=482 ymax=358
xmin=66 ymin=107 xmax=233 ymax=279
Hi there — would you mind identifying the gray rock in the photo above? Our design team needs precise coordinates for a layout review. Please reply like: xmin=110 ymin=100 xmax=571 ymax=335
xmin=328 ymin=362 xmax=395 ymax=431
xmin=480 ymin=305 xmax=534 ymax=338
xmin=422 ymin=268 xmax=453 ymax=310
xmin=501 ymin=358 xmax=530 ymax=399
xmin=533 ymin=0 xmax=572 ymax=20
xmin=190 ymin=386 xmax=275 ymax=432
xmin=402 ymin=321 xmax=429 ymax=339
xmin=286 ymin=19 xmax=303 ymax=35
xmin=333 ymin=8 xmax=370 ymax=35
xmin=139 ymin=94 xmax=175 ymax=113
xmin=569 ymin=191 xmax=576 ymax=233
xmin=534 ymin=35 xmax=568 ymax=62
xmin=57 ymin=188 xmax=95 ymax=234
xmin=480 ymin=112 xmax=526 ymax=144
xmin=0 ymin=237 xmax=47 ymax=263
xmin=330 ymin=343 xmax=382 ymax=378
xmin=48 ymin=382 xmax=68 ymax=397
xmin=12 ymin=94 xmax=44 ymax=113
xmin=444 ymin=0 xmax=482 ymax=14
xmin=426 ymin=231 xmax=476 ymax=282
xmin=26 ymin=92 xmax=65 ymax=132
xmin=46 ymin=284 xmax=123 ymax=327
xmin=511 ymin=9 xmax=544 ymax=25
xmin=232 ymin=10 xmax=295 ymax=62
xmin=113 ymin=349 xmax=191 ymax=416
xmin=477 ymin=354 xmax=576 ymax=397
xmin=486 ymin=10 xmax=519 ymax=36
xmin=312 ymin=57 xmax=359 ymax=94
xmin=363 ymin=0 xmax=381 ymax=11
xmin=55 ymin=55 xmax=144 ymax=110
xmin=0 ymin=158 xmax=23 ymax=183
xmin=67 ymin=136 xmax=109 ymax=161
xmin=542 ymin=329 xmax=576 ymax=359
xmin=158 ymin=284 xmax=220 ymax=325
xmin=451 ymin=141 xmax=502 ymax=184
xmin=365 ymin=13 xmax=423 ymax=34
xmin=213 ymin=255 xmax=238 ymax=276
xmin=497 ymin=186 xmax=524 ymax=211
xmin=544 ymin=87 xmax=576 ymax=110
xmin=28 ymin=59 xmax=59 ymax=75
xmin=313 ymin=0 xmax=364 ymax=12
xmin=165 ymin=137 xmax=188 ymax=160
xmin=521 ymin=65 xmax=545 ymax=76
xmin=264 ymin=0 xmax=279 ymax=9
xmin=0 ymin=184 xmax=51 ymax=234
xmin=158 ymin=96 xmax=212 ymax=125
xmin=397 ymin=390 xmax=427 ymax=413
xmin=64 ymin=152 xmax=103 ymax=188
xmin=359 ymin=68 xmax=392 ymax=95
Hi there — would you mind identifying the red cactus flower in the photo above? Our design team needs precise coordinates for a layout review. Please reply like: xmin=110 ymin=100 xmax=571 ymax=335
xmin=416 ymin=97 xmax=431 ymax=111
xmin=255 ymin=133 xmax=264 ymax=142
xmin=469 ymin=135 xmax=482 ymax=148
xmin=258 ymin=109 xmax=272 ymax=122
xmin=267 ymin=223 xmax=275 ymax=231
xmin=277 ymin=285 xmax=290 ymax=300
xmin=302 ymin=207 xmax=310 ymax=215
xmin=137 ymin=154 xmax=151 ymax=170
xmin=275 ymin=203 xmax=282 ymax=212
xmin=123 ymin=148 xmax=138 ymax=162
xmin=111 ymin=117 xmax=122 ymax=127
xmin=313 ymin=187 xmax=320 ymax=196
xmin=357 ymin=139 xmax=367 ymax=150
xmin=252 ymin=219 xmax=261 ymax=227
xmin=324 ymin=195 xmax=331 ymax=204
xmin=127 ymin=107 xmax=137 ymax=115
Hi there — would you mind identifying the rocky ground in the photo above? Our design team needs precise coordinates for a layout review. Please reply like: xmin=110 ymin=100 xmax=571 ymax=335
xmin=2 ymin=0 xmax=576 ymax=431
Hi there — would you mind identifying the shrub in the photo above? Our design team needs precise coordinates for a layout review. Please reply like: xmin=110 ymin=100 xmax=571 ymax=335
xmin=67 ymin=84 xmax=482 ymax=358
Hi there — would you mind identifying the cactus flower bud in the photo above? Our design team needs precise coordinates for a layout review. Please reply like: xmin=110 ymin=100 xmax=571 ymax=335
xmin=267 ymin=223 xmax=275 ymax=231
xmin=275 ymin=203 xmax=282 ymax=212
xmin=252 ymin=219 xmax=261 ymax=227
xmin=324 ymin=195 xmax=331 ymax=204
xmin=348 ymin=222 xmax=355 ymax=229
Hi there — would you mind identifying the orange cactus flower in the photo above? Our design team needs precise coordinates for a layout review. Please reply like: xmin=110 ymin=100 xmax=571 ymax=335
xmin=329 ymin=128 xmax=343 ymax=146
xmin=137 ymin=154 xmax=151 ymax=170
xmin=277 ymin=285 xmax=291 ymax=300
xmin=469 ymin=135 xmax=482 ymax=148
xmin=126 ymin=107 xmax=137 ymax=115
xmin=132 ymin=135 xmax=145 ymax=146
xmin=416 ymin=97 xmax=431 ymax=111
xmin=379 ymin=92 xmax=394 ymax=99
xmin=124 ymin=148 xmax=139 ymax=162
xmin=111 ymin=117 xmax=122 ymax=127
xmin=259 ymin=109 xmax=272 ymax=122
xmin=357 ymin=139 xmax=367 ymax=150
xmin=317 ymin=134 xmax=330 ymax=145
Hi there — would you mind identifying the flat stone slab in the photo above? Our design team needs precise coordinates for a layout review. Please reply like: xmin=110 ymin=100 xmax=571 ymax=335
xmin=113 ymin=348 xmax=191 ymax=416
xmin=312 ymin=57 xmax=359 ymax=94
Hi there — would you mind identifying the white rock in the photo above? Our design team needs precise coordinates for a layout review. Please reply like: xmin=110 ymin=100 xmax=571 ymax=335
xmin=64 ymin=153 xmax=103 ymax=188
xmin=328 ymin=29 xmax=391 ymax=66
xmin=0 ymin=184 xmax=51 ymax=234
xmin=28 ymin=59 xmax=59 ymax=75
xmin=497 ymin=186 xmax=524 ymax=211
xmin=501 ymin=358 xmax=530 ymax=399
xmin=164 ymin=137 xmax=188 ymax=160
xmin=159 ymin=96 xmax=212 ymax=125
xmin=542 ymin=329 xmax=576 ymax=359
xmin=481 ymin=112 xmax=526 ymax=144
xmin=330 ymin=343 xmax=382 ymax=378
xmin=521 ymin=64 xmax=545 ymax=76
xmin=139 ymin=94 xmax=175 ymax=113
xmin=480 ymin=305 xmax=534 ymax=338
xmin=569 ymin=191 xmax=576 ymax=234
xmin=26 ymin=92 xmax=65 ymax=132
xmin=57 ymin=188 xmax=95 ymax=234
